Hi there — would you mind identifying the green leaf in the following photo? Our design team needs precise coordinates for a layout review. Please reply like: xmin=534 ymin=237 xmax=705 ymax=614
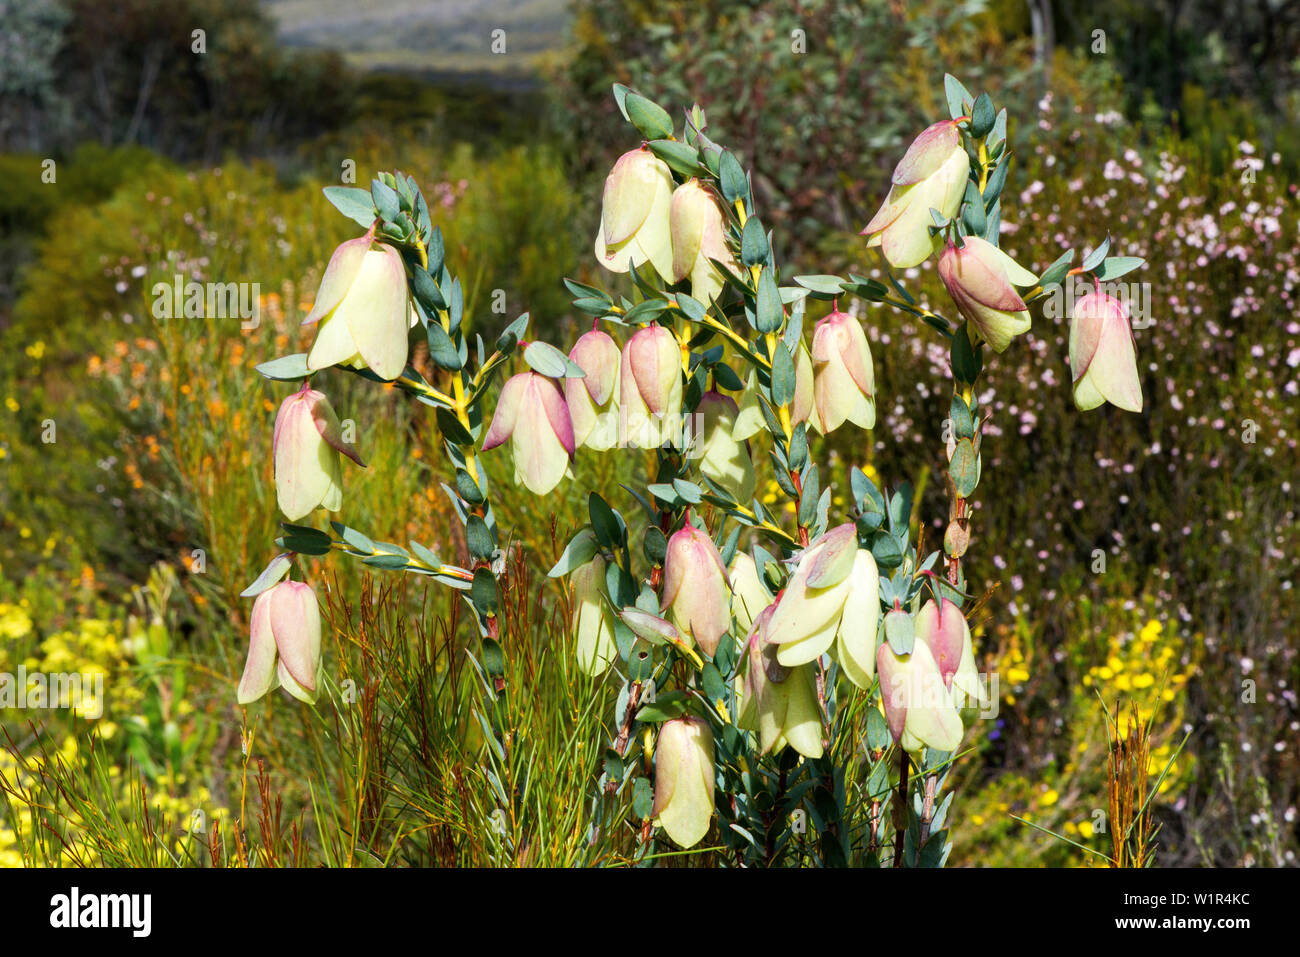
xmin=1037 ymin=249 xmax=1074 ymax=288
xmin=648 ymin=139 xmax=701 ymax=176
xmin=362 ymin=553 xmax=409 ymax=570
xmin=943 ymin=74 xmax=974 ymax=121
xmin=255 ymin=353 xmax=310 ymax=381
xmin=741 ymin=217 xmax=769 ymax=267
xmin=1081 ymin=235 xmax=1111 ymax=273
xmin=523 ymin=341 xmax=569 ymax=378
xmin=240 ymin=553 xmax=293 ymax=597
xmin=870 ymin=530 xmax=904 ymax=569
xmin=589 ymin=493 xmax=625 ymax=549
xmin=949 ymin=394 xmax=974 ymax=440
xmin=466 ymin=516 xmax=494 ymax=562
xmin=371 ymin=179 xmax=401 ymax=222
xmin=672 ymin=478 xmax=703 ymax=504
xmin=769 ymin=339 xmax=795 ymax=406
xmin=426 ymin=320 xmax=462 ymax=370
xmin=792 ymin=274 xmax=846 ymax=300
xmin=961 ymin=180 xmax=986 ymax=237
xmin=632 ymin=777 xmax=654 ymax=819
xmin=322 ymin=186 xmax=376 ymax=229
xmin=642 ymin=526 xmax=667 ymax=566
xmin=885 ymin=608 xmax=915 ymax=655
xmin=798 ymin=465 xmax=820 ymax=528
xmin=636 ymin=691 xmax=689 ymax=723
xmin=950 ymin=325 xmax=982 ymax=384
xmin=334 ymin=523 xmax=376 ymax=554
xmin=1094 ymin=256 xmax=1145 ymax=281
xmin=470 ymin=568 xmax=499 ymax=616
xmin=624 ymin=92 xmax=673 ymax=140
xmin=949 ymin=438 xmax=979 ymax=498
xmin=969 ymin=93 xmax=995 ymax=138
xmin=754 ymin=269 xmax=783 ymax=334
xmin=495 ymin=313 xmax=529 ymax=353
xmin=548 ymin=528 xmax=599 ymax=578
xmin=718 ymin=150 xmax=747 ymax=205
xmin=436 ymin=407 xmax=473 ymax=446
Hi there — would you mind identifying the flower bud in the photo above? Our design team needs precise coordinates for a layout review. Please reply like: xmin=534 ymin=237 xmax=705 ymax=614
xmin=862 ymin=120 xmax=969 ymax=268
xmin=810 ymin=310 xmax=875 ymax=433
xmin=876 ymin=634 xmax=964 ymax=754
xmin=728 ymin=551 xmax=773 ymax=636
xmin=661 ymin=524 xmax=731 ymax=657
xmin=937 ymin=236 xmax=1037 ymax=353
xmin=237 ymin=580 xmax=323 ymax=705
xmin=482 ymin=371 xmax=575 ymax=495
xmin=619 ymin=324 xmax=683 ymax=449
xmin=1069 ymin=289 xmax=1143 ymax=413
xmin=651 ymin=715 xmax=715 ymax=848
xmin=690 ymin=390 xmax=755 ymax=503
xmin=737 ymin=605 xmax=824 ymax=758
xmin=669 ymin=179 xmax=739 ymax=304
xmin=915 ymin=597 xmax=981 ymax=708
xmin=273 ymin=385 xmax=364 ymax=522
xmin=594 ymin=148 xmax=675 ymax=282
xmin=564 ymin=328 xmax=622 ymax=450
xmin=304 ymin=230 xmax=411 ymax=381
xmin=766 ymin=524 xmax=879 ymax=688
xmin=571 ymin=553 xmax=617 ymax=676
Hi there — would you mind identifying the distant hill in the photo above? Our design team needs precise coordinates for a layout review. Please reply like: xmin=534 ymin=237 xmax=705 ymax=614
xmin=263 ymin=0 xmax=570 ymax=84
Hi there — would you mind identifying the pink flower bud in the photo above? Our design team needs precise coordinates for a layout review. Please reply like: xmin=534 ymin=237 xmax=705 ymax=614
xmin=669 ymin=179 xmax=739 ymax=304
xmin=937 ymin=236 xmax=1038 ymax=352
xmin=914 ymin=598 xmax=981 ymax=706
xmin=619 ymin=324 xmax=683 ymax=448
xmin=651 ymin=715 xmax=715 ymax=848
xmin=273 ymin=385 xmax=364 ymax=522
xmin=737 ymin=605 xmax=824 ymax=758
xmin=1069 ymin=289 xmax=1143 ymax=413
xmin=876 ymin=632 xmax=964 ymax=754
xmin=565 ymin=328 xmax=622 ymax=450
xmin=483 ymin=372 xmax=575 ymax=495
xmin=304 ymin=231 xmax=411 ymax=381
xmin=237 ymin=580 xmax=323 ymax=705
xmin=594 ymin=148 xmax=675 ymax=282
xmin=862 ymin=120 xmax=969 ymax=268
xmin=810 ymin=310 xmax=875 ymax=433
xmin=661 ymin=524 xmax=731 ymax=657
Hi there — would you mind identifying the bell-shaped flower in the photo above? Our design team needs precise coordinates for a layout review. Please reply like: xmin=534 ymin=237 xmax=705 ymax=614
xmin=734 ymin=342 xmax=815 ymax=440
xmin=737 ymin=605 xmax=824 ymax=759
xmin=876 ymin=634 xmax=964 ymax=754
xmin=661 ymin=524 xmax=731 ymax=657
xmin=728 ymin=551 xmax=773 ymax=636
xmin=237 ymin=580 xmax=323 ymax=705
xmin=652 ymin=715 xmax=715 ymax=849
xmin=1069 ymin=288 xmax=1143 ymax=413
xmin=914 ymin=597 xmax=981 ymax=709
xmin=570 ymin=553 xmax=617 ymax=676
xmin=862 ymin=120 xmax=969 ymax=268
xmin=937 ymin=236 xmax=1037 ymax=353
xmin=303 ymin=229 xmax=411 ymax=381
xmin=689 ymin=390 xmax=755 ymax=503
xmin=273 ymin=385 xmax=365 ymax=522
xmin=669 ymin=179 xmax=740 ymax=304
xmin=619 ymin=324 xmax=683 ymax=449
xmin=594 ymin=148 xmax=675 ymax=282
xmin=564 ymin=328 xmax=622 ymax=450
xmin=483 ymin=371 xmax=575 ymax=495
xmin=810 ymin=310 xmax=875 ymax=433
xmin=766 ymin=524 xmax=879 ymax=687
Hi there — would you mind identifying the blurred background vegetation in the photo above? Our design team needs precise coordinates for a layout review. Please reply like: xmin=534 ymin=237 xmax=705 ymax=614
xmin=0 ymin=0 xmax=1296 ymax=867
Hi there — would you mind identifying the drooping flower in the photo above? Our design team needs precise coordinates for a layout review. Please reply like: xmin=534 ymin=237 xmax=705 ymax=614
xmin=728 ymin=550 xmax=774 ymax=636
xmin=661 ymin=524 xmax=731 ymax=657
xmin=273 ymin=385 xmax=365 ymax=522
xmin=876 ymin=634 xmax=964 ymax=754
xmin=862 ymin=120 xmax=970 ymax=268
xmin=766 ymin=524 xmax=879 ymax=688
xmin=736 ymin=605 xmax=824 ymax=759
xmin=1069 ymin=288 xmax=1143 ymax=413
xmin=810 ymin=310 xmax=875 ymax=433
xmin=619 ymin=324 xmax=684 ymax=449
xmin=690 ymin=390 xmax=755 ymax=503
xmin=594 ymin=148 xmax=675 ymax=282
xmin=303 ymin=228 xmax=411 ymax=381
xmin=564 ymin=328 xmax=622 ymax=450
xmin=669 ymin=179 xmax=740 ymax=304
xmin=652 ymin=715 xmax=716 ymax=848
xmin=482 ymin=372 xmax=575 ymax=495
xmin=914 ymin=597 xmax=981 ymax=710
xmin=237 ymin=580 xmax=323 ymax=705
xmin=570 ymin=553 xmax=617 ymax=676
xmin=937 ymin=236 xmax=1038 ymax=353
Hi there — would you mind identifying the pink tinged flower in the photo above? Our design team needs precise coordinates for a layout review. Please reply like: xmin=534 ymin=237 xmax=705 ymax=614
xmin=669 ymin=179 xmax=740 ymax=304
xmin=661 ymin=524 xmax=731 ymax=657
xmin=810 ymin=310 xmax=876 ymax=433
xmin=651 ymin=715 xmax=715 ymax=849
xmin=736 ymin=605 xmax=824 ymax=759
xmin=914 ymin=597 xmax=981 ymax=706
xmin=876 ymin=635 xmax=964 ymax=754
xmin=594 ymin=148 xmax=675 ymax=282
xmin=728 ymin=551 xmax=773 ymax=637
xmin=619 ymin=324 xmax=684 ymax=448
xmin=304 ymin=232 xmax=410 ymax=381
xmin=571 ymin=553 xmax=617 ymax=676
xmin=766 ymin=525 xmax=879 ymax=688
xmin=937 ymin=236 xmax=1037 ymax=353
xmin=237 ymin=580 xmax=323 ymax=705
xmin=862 ymin=120 xmax=970 ymax=268
xmin=691 ymin=390 xmax=755 ymax=503
xmin=273 ymin=385 xmax=365 ymax=523
xmin=482 ymin=372 xmax=575 ymax=495
xmin=1069 ymin=290 xmax=1143 ymax=413
xmin=564 ymin=329 xmax=622 ymax=451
